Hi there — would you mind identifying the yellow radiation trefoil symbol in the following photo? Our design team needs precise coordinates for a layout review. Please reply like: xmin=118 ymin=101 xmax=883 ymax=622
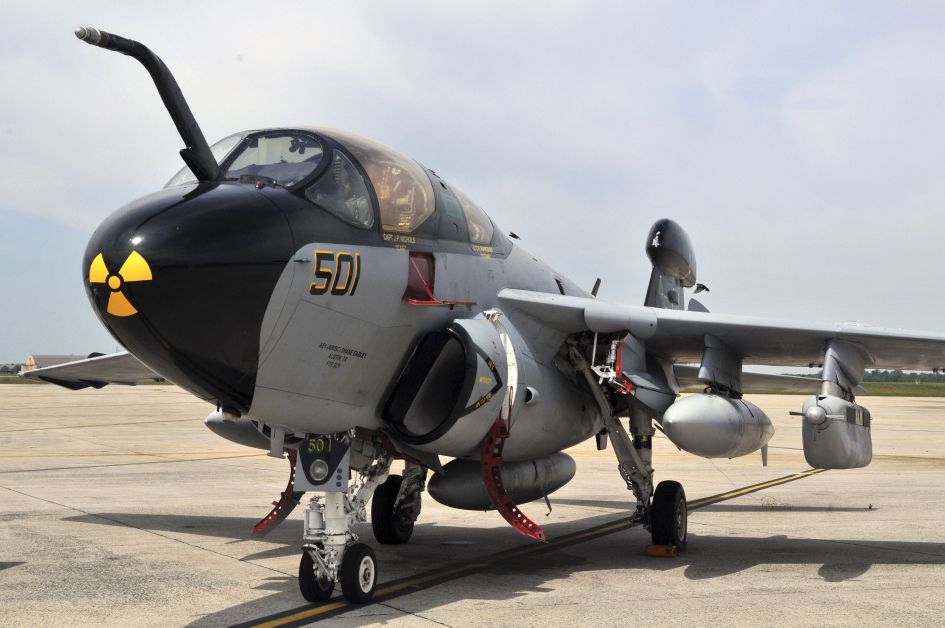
xmin=88 ymin=251 xmax=152 ymax=317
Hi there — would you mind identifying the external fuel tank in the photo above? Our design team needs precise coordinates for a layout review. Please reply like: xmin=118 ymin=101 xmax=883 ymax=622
xmin=660 ymin=393 xmax=774 ymax=458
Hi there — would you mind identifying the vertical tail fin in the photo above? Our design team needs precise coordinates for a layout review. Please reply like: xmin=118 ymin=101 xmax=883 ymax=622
xmin=643 ymin=219 xmax=697 ymax=310
xmin=645 ymin=269 xmax=686 ymax=309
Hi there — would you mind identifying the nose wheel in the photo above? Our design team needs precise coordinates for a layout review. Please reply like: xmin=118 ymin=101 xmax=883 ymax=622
xmin=299 ymin=544 xmax=334 ymax=602
xmin=339 ymin=543 xmax=378 ymax=603
xmin=298 ymin=542 xmax=379 ymax=604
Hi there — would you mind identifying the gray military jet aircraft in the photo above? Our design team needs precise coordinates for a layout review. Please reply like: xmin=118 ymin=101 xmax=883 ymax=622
xmin=24 ymin=28 xmax=945 ymax=604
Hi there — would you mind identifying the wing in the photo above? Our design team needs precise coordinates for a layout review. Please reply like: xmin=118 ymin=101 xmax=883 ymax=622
xmin=19 ymin=352 xmax=163 ymax=389
xmin=498 ymin=289 xmax=945 ymax=370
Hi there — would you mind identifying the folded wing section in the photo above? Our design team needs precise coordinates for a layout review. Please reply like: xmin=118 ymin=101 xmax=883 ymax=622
xmin=19 ymin=352 xmax=163 ymax=389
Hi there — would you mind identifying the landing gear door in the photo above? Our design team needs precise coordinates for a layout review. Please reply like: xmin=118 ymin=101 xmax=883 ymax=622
xmin=296 ymin=435 xmax=350 ymax=492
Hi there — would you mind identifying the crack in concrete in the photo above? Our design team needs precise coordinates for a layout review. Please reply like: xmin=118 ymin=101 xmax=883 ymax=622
xmin=0 ymin=453 xmax=264 ymax=475
xmin=0 ymin=416 xmax=200 ymax=432
xmin=377 ymin=601 xmax=454 ymax=627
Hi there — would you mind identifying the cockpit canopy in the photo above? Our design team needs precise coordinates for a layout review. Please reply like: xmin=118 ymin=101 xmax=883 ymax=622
xmin=166 ymin=128 xmax=495 ymax=246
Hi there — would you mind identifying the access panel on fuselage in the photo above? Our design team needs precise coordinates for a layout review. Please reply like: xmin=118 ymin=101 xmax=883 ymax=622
xmin=251 ymin=244 xmax=420 ymax=433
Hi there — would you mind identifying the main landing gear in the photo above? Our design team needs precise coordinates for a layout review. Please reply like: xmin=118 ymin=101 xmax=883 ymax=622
xmin=569 ymin=340 xmax=689 ymax=551
xmin=602 ymin=407 xmax=689 ymax=550
xmin=297 ymin=443 xmax=426 ymax=604
xmin=372 ymin=463 xmax=426 ymax=545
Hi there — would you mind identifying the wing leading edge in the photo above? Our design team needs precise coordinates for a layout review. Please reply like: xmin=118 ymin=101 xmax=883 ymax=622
xmin=19 ymin=352 xmax=163 ymax=389
xmin=498 ymin=289 xmax=945 ymax=370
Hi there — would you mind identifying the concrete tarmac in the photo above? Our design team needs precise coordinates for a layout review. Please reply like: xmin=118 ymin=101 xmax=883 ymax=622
xmin=1 ymin=385 xmax=943 ymax=626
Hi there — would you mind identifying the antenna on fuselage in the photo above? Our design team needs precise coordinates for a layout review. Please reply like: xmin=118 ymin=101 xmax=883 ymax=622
xmin=74 ymin=26 xmax=220 ymax=182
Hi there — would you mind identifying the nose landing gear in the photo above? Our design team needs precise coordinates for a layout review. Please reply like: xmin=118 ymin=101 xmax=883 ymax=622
xmin=299 ymin=452 xmax=391 ymax=603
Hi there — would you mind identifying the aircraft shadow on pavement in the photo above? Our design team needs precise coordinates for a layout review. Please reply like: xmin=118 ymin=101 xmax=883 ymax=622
xmin=553 ymin=498 xmax=874 ymax=513
xmin=0 ymin=562 xmax=26 ymax=572
xmin=196 ymin=532 xmax=945 ymax=626
xmin=64 ymin=511 xmax=945 ymax=627
xmin=63 ymin=513 xmax=304 ymax=560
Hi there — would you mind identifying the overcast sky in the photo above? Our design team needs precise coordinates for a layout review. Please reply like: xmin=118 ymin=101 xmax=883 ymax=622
xmin=2 ymin=1 xmax=945 ymax=363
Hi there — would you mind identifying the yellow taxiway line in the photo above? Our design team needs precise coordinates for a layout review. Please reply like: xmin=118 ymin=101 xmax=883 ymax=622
xmin=250 ymin=468 xmax=826 ymax=628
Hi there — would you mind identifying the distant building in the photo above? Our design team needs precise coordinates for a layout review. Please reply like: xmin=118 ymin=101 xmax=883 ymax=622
xmin=21 ymin=355 xmax=88 ymax=372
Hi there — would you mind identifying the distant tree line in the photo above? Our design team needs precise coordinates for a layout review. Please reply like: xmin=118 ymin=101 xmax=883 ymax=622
xmin=791 ymin=369 xmax=945 ymax=383
xmin=862 ymin=369 xmax=945 ymax=383
xmin=0 ymin=364 xmax=22 ymax=374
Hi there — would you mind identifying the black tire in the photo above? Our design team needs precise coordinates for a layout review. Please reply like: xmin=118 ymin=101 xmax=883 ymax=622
xmin=371 ymin=475 xmax=414 ymax=544
xmin=339 ymin=543 xmax=378 ymax=604
xmin=298 ymin=546 xmax=334 ymax=603
xmin=650 ymin=480 xmax=687 ymax=549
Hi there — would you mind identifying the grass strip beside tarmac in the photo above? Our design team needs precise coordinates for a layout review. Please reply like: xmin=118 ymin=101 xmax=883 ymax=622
xmin=682 ymin=382 xmax=945 ymax=396
xmin=0 ymin=376 xmax=41 ymax=384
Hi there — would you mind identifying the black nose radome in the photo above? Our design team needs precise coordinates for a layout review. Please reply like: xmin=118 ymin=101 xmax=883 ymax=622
xmin=85 ymin=183 xmax=295 ymax=413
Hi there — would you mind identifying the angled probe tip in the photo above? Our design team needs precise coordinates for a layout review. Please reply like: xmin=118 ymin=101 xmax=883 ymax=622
xmin=74 ymin=26 xmax=102 ymax=45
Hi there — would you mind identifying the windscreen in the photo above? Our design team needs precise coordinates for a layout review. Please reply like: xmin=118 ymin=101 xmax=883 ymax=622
xmin=165 ymin=131 xmax=325 ymax=189
xmin=223 ymin=132 xmax=324 ymax=187
xmin=165 ymin=133 xmax=244 ymax=187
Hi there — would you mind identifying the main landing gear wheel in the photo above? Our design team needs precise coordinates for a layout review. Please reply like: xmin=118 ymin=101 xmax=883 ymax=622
xmin=650 ymin=480 xmax=687 ymax=549
xmin=340 ymin=543 xmax=378 ymax=603
xmin=298 ymin=545 xmax=334 ymax=602
xmin=372 ymin=474 xmax=414 ymax=544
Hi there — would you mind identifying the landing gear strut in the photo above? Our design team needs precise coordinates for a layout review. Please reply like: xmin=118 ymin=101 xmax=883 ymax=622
xmin=569 ymin=340 xmax=688 ymax=550
xmin=299 ymin=449 xmax=391 ymax=603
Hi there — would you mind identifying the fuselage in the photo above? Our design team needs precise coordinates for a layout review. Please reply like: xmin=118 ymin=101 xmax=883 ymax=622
xmin=85 ymin=127 xmax=599 ymax=460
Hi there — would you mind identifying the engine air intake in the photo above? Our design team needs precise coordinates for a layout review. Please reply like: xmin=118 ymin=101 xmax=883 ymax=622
xmin=383 ymin=317 xmax=508 ymax=456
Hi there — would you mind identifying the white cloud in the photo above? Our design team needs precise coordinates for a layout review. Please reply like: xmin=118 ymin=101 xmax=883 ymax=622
xmin=2 ymin=0 xmax=945 ymax=359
